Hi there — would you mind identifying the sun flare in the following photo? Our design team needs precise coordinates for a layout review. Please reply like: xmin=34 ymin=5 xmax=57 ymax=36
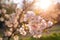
xmin=34 ymin=0 xmax=53 ymax=11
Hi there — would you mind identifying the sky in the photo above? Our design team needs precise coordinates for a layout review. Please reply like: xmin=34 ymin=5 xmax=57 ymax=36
xmin=13 ymin=0 xmax=60 ymax=6
xmin=56 ymin=0 xmax=60 ymax=2
xmin=4 ymin=0 xmax=60 ymax=8
xmin=12 ymin=0 xmax=23 ymax=8
xmin=12 ymin=0 xmax=60 ymax=3
xmin=12 ymin=0 xmax=34 ymax=8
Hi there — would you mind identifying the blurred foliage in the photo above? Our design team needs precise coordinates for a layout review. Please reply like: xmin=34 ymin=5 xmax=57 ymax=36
xmin=17 ymin=33 xmax=60 ymax=40
xmin=2 ymin=33 xmax=59 ymax=40
xmin=6 ymin=7 xmax=15 ymax=14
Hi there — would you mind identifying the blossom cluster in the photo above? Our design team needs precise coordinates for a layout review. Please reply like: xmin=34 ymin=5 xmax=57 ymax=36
xmin=18 ymin=11 xmax=53 ymax=38
xmin=0 ymin=8 xmax=53 ymax=38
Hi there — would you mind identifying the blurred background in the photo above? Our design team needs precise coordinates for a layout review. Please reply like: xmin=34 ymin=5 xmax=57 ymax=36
xmin=0 ymin=0 xmax=60 ymax=40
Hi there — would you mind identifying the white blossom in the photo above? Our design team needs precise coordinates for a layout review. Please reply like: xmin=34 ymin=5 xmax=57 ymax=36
xmin=48 ymin=21 xmax=53 ymax=27
xmin=19 ymin=27 xmax=26 ymax=36
xmin=5 ymin=21 xmax=13 ymax=27
xmin=0 ymin=17 xmax=4 ymax=21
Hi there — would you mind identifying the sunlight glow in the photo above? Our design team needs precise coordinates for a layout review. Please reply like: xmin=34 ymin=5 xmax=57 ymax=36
xmin=34 ymin=0 xmax=53 ymax=11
